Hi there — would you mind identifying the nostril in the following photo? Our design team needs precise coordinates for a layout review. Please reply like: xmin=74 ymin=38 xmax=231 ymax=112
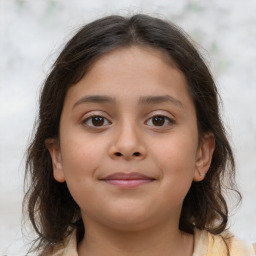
xmin=113 ymin=152 xmax=141 ymax=157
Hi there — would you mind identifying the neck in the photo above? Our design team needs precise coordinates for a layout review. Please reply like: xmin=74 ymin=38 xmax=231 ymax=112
xmin=77 ymin=217 xmax=194 ymax=256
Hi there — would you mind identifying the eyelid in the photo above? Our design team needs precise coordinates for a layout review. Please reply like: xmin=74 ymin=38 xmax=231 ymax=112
xmin=145 ymin=112 xmax=175 ymax=127
xmin=82 ymin=111 xmax=111 ymax=120
xmin=146 ymin=110 xmax=175 ymax=120
xmin=81 ymin=111 xmax=112 ymax=127
xmin=146 ymin=116 xmax=174 ymax=125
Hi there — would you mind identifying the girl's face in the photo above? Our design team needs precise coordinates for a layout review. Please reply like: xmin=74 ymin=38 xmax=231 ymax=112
xmin=47 ymin=46 xmax=214 ymax=231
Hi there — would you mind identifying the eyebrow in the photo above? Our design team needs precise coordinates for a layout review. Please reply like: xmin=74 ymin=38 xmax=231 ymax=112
xmin=73 ymin=95 xmax=116 ymax=108
xmin=138 ymin=95 xmax=183 ymax=108
xmin=73 ymin=94 xmax=183 ymax=109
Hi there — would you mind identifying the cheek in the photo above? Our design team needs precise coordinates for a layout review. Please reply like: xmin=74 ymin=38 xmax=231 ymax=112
xmin=150 ymin=133 xmax=198 ymax=198
xmin=59 ymin=133 xmax=106 ymax=195
xmin=59 ymin=138 xmax=105 ymax=211
xmin=151 ymin=132 xmax=198 ymax=170
xmin=61 ymin=130 xmax=105 ymax=168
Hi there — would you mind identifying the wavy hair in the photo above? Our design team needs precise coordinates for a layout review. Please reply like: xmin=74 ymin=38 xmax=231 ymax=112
xmin=23 ymin=14 xmax=240 ymax=255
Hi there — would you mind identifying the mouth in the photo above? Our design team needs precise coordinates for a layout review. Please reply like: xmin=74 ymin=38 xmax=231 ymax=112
xmin=100 ymin=172 xmax=156 ymax=189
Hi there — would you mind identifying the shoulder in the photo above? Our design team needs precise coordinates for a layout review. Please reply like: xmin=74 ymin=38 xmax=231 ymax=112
xmin=193 ymin=228 xmax=255 ymax=256
xmin=47 ymin=230 xmax=78 ymax=256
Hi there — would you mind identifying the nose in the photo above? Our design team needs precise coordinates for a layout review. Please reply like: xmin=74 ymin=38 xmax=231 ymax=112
xmin=108 ymin=122 xmax=147 ymax=160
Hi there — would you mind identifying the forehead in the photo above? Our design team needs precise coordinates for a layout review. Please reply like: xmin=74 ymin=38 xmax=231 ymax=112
xmin=64 ymin=46 xmax=193 ymax=111
xmin=88 ymin=46 xmax=176 ymax=78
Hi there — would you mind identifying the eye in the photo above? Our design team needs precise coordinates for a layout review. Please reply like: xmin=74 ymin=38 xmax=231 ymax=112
xmin=82 ymin=115 xmax=111 ymax=127
xmin=146 ymin=115 xmax=174 ymax=127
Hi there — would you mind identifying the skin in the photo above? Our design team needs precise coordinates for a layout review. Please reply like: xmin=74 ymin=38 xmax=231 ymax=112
xmin=47 ymin=46 xmax=215 ymax=256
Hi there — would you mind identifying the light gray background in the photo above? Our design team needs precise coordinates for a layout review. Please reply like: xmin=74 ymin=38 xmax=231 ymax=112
xmin=1 ymin=0 xmax=255 ymax=255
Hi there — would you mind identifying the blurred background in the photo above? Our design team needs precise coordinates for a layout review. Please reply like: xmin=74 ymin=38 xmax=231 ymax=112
xmin=0 ymin=0 xmax=255 ymax=254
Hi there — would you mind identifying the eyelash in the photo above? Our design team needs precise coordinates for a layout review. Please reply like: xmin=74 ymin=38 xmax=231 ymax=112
xmin=82 ymin=114 xmax=111 ymax=128
xmin=145 ymin=115 xmax=174 ymax=127
xmin=82 ymin=114 xmax=174 ymax=128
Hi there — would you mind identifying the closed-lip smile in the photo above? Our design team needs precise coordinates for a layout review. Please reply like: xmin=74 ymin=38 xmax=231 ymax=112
xmin=100 ymin=172 xmax=155 ymax=189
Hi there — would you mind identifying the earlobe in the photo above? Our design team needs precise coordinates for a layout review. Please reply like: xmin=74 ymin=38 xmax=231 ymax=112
xmin=194 ymin=132 xmax=215 ymax=182
xmin=45 ymin=138 xmax=66 ymax=183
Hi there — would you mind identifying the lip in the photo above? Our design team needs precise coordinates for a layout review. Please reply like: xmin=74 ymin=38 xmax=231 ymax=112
xmin=100 ymin=172 xmax=155 ymax=189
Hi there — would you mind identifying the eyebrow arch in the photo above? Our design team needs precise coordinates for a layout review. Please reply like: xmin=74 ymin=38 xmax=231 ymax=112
xmin=73 ymin=95 xmax=116 ymax=109
xmin=72 ymin=94 xmax=183 ymax=109
xmin=138 ymin=95 xmax=184 ymax=108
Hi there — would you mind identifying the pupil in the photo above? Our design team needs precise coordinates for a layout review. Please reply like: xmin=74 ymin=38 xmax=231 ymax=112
xmin=153 ymin=116 xmax=164 ymax=126
xmin=92 ymin=116 xmax=104 ymax=126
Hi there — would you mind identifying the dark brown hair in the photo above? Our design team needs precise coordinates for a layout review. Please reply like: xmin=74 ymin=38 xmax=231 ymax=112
xmin=23 ymin=14 xmax=240 ymax=254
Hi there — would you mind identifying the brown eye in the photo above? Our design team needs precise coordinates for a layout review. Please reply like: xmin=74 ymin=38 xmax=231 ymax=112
xmin=92 ymin=116 xmax=104 ymax=126
xmin=83 ymin=115 xmax=111 ymax=127
xmin=146 ymin=115 xmax=174 ymax=127
xmin=152 ymin=116 xmax=165 ymax=126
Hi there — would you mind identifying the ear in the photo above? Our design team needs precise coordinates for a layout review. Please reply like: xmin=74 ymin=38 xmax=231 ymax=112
xmin=193 ymin=132 xmax=215 ymax=182
xmin=45 ymin=138 xmax=66 ymax=183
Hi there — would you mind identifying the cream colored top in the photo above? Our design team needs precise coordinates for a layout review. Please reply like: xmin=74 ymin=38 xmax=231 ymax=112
xmin=50 ymin=229 xmax=256 ymax=256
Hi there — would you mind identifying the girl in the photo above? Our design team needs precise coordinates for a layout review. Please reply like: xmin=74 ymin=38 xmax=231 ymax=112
xmin=23 ymin=14 xmax=255 ymax=255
